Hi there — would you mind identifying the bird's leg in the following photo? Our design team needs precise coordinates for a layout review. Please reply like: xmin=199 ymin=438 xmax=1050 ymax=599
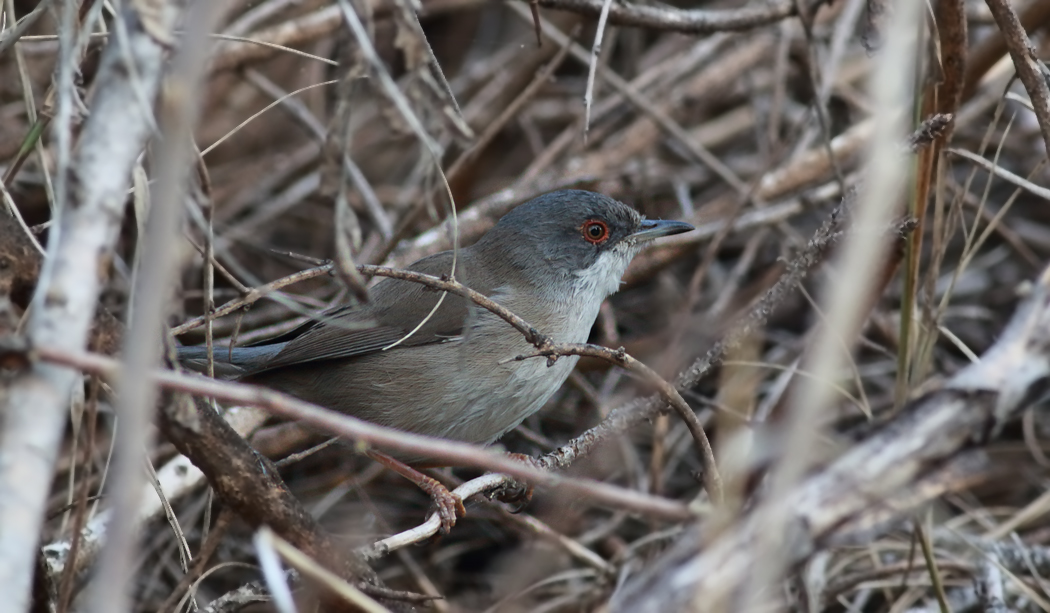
xmin=489 ymin=453 xmax=537 ymax=513
xmin=365 ymin=449 xmax=465 ymax=534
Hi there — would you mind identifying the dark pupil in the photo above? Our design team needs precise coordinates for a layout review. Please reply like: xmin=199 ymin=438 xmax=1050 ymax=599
xmin=588 ymin=224 xmax=602 ymax=237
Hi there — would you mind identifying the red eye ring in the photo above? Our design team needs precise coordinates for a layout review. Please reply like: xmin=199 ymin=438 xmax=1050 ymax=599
xmin=581 ymin=220 xmax=610 ymax=244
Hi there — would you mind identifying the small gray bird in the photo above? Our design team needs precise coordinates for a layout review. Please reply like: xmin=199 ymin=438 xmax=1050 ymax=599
xmin=179 ymin=190 xmax=691 ymax=524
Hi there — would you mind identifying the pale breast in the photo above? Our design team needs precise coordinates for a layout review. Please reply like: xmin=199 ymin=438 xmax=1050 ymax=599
xmin=436 ymin=286 xmax=601 ymax=443
xmin=262 ymin=283 xmax=603 ymax=448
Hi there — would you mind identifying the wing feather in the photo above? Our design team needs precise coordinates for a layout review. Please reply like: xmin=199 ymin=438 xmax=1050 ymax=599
xmin=250 ymin=251 xmax=475 ymax=372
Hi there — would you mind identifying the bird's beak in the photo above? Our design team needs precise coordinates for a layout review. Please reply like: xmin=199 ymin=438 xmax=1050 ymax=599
xmin=630 ymin=218 xmax=694 ymax=242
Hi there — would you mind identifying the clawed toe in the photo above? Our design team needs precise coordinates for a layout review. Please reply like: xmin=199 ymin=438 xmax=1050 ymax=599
xmin=364 ymin=450 xmax=465 ymax=534
xmin=490 ymin=453 xmax=537 ymax=513
xmin=491 ymin=479 xmax=533 ymax=513
xmin=433 ymin=489 xmax=466 ymax=534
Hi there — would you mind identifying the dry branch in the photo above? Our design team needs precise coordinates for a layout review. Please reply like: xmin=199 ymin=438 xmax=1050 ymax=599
xmin=984 ymin=0 xmax=1050 ymax=158
xmin=156 ymin=394 xmax=384 ymax=592
xmin=34 ymin=345 xmax=694 ymax=522
xmin=39 ymin=408 xmax=268 ymax=599
xmin=90 ymin=5 xmax=234 ymax=611
xmin=532 ymin=0 xmax=817 ymax=34
xmin=0 ymin=3 xmax=184 ymax=609
xmin=610 ymin=264 xmax=1050 ymax=611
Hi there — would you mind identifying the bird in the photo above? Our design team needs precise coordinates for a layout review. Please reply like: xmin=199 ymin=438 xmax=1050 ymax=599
xmin=178 ymin=189 xmax=693 ymax=529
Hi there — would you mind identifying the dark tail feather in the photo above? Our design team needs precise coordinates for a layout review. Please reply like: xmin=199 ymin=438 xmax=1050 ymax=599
xmin=176 ymin=344 xmax=284 ymax=379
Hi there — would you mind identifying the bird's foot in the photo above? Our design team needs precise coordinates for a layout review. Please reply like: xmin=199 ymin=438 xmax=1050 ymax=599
xmin=365 ymin=449 xmax=465 ymax=534
xmin=490 ymin=453 xmax=537 ymax=513
xmin=417 ymin=474 xmax=466 ymax=534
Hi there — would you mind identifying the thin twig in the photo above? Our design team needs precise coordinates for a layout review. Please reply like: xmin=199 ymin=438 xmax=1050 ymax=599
xmin=171 ymin=264 xmax=333 ymax=336
xmin=531 ymin=0 xmax=814 ymax=34
xmin=510 ymin=342 xmax=723 ymax=503
xmin=34 ymin=345 xmax=695 ymax=522
xmin=582 ymin=0 xmax=614 ymax=142
xmin=984 ymin=0 xmax=1050 ymax=159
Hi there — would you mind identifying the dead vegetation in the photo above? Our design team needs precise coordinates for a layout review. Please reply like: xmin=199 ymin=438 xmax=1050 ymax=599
xmin=2 ymin=0 xmax=1050 ymax=611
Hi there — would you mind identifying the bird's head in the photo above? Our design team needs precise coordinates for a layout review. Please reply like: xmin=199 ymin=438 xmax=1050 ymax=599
xmin=473 ymin=190 xmax=694 ymax=301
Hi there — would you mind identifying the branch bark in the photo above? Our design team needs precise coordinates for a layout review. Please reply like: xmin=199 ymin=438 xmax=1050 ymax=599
xmin=532 ymin=0 xmax=817 ymax=34
xmin=984 ymin=0 xmax=1050 ymax=159
xmin=156 ymin=394 xmax=386 ymax=600
xmin=90 ymin=5 xmax=233 ymax=612
xmin=0 ymin=4 xmax=183 ymax=610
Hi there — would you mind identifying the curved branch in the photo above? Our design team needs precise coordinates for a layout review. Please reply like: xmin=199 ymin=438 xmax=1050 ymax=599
xmin=511 ymin=342 xmax=723 ymax=503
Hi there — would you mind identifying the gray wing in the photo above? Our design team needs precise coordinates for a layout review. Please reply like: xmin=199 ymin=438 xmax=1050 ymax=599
xmin=254 ymin=250 xmax=476 ymax=372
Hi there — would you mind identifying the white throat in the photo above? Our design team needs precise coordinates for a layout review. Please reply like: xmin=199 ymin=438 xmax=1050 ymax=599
xmin=571 ymin=242 xmax=638 ymax=303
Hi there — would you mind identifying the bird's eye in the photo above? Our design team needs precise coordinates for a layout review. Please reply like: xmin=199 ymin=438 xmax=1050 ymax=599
xmin=581 ymin=220 xmax=609 ymax=244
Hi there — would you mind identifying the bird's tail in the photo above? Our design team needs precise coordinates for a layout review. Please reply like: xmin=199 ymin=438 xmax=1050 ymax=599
xmin=176 ymin=344 xmax=284 ymax=379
